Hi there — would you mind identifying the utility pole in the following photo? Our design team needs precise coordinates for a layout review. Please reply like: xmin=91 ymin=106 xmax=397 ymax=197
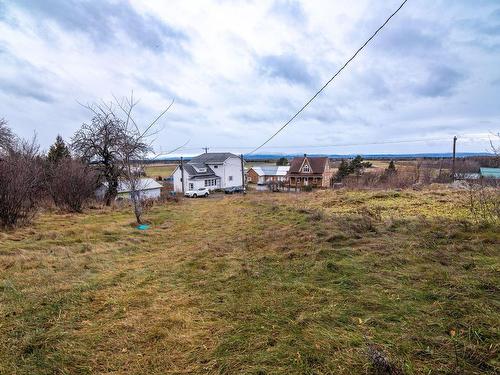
xmin=203 ymin=147 xmax=209 ymax=154
xmin=452 ymin=136 xmax=457 ymax=180
xmin=180 ymin=156 xmax=185 ymax=194
xmin=240 ymin=154 xmax=245 ymax=191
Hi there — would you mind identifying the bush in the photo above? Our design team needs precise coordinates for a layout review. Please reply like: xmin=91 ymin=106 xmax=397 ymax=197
xmin=466 ymin=180 xmax=500 ymax=224
xmin=0 ymin=139 xmax=44 ymax=227
xmin=48 ymin=159 xmax=98 ymax=212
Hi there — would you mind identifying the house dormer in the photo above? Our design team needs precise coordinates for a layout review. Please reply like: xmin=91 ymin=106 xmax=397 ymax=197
xmin=300 ymin=154 xmax=312 ymax=173
xmin=192 ymin=164 xmax=207 ymax=173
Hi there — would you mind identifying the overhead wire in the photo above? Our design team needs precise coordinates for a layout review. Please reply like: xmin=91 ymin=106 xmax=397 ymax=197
xmin=247 ymin=0 xmax=409 ymax=155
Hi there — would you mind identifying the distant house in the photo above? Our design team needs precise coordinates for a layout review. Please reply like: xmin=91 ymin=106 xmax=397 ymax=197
xmin=480 ymin=167 xmax=500 ymax=179
xmin=247 ymin=166 xmax=290 ymax=185
xmin=96 ymin=178 xmax=163 ymax=200
xmin=457 ymin=167 xmax=500 ymax=180
xmin=171 ymin=152 xmax=243 ymax=192
xmin=286 ymin=154 xmax=333 ymax=188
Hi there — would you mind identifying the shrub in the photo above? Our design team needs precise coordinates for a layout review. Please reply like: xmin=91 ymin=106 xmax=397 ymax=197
xmin=48 ymin=159 xmax=98 ymax=213
xmin=466 ymin=180 xmax=500 ymax=224
xmin=0 ymin=139 xmax=44 ymax=227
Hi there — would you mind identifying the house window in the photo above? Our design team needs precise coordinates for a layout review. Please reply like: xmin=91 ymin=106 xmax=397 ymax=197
xmin=205 ymin=179 xmax=217 ymax=187
xmin=189 ymin=183 xmax=194 ymax=189
xmin=214 ymin=165 xmax=218 ymax=169
xmin=303 ymin=164 xmax=310 ymax=173
xmin=229 ymin=176 xmax=233 ymax=181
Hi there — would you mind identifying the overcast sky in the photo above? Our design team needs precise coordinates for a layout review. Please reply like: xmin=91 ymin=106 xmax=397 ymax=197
xmin=0 ymin=0 xmax=499 ymax=155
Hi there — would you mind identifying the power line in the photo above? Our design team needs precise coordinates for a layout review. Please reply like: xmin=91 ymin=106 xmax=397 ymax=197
xmin=247 ymin=0 xmax=409 ymax=155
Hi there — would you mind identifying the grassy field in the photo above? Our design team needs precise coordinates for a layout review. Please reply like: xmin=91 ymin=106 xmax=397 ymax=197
xmin=144 ymin=164 xmax=177 ymax=178
xmin=0 ymin=189 xmax=498 ymax=374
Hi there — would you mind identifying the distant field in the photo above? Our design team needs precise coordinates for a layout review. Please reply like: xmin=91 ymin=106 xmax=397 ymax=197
xmin=245 ymin=161 xmax=277 ymax=168
xmin=365 ymin=159 xmax=390 ymax=169
xmin=0 ymin=189 xmax=498 ymax=374
xmin=144 ymin=164 xmax=177 ymax=178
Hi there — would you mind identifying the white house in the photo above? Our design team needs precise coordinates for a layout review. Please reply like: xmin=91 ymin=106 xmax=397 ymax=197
xmin=96 ymin=178 xmax=163 ymax=200
xmin=171 ymin=152 xmax=244 ymax=192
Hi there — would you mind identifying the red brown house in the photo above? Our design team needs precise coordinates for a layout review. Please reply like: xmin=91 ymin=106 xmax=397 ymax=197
xmin=286 ymin=154 xmax=333 ymax=188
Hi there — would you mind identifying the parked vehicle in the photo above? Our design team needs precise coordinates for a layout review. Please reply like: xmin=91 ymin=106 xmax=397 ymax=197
xmin=185 ymin=187 xmax=210 ymax=198
xmin=224 ymin=186 xmax=245 ymax=194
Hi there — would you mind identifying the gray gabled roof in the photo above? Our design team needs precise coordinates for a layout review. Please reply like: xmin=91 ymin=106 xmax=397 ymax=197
xmin=189 ymin=152 xmax=239 ymax=164
xmin=183 ymin=164 xmax=218 ymax=179
xmin=102 ymin=178 xmax=163 ymax=193
xmin=480 ymin=167 xmax=500 ymax=178
xmin=251 ymin=166 xmax=289 ymax=176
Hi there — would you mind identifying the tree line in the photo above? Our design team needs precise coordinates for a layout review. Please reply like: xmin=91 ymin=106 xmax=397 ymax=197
xmin=0 ymin=95 xmax=172 ymax=228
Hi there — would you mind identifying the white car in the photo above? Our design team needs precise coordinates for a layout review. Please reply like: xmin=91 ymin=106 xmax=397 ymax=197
xmin=184 ymin=187 xmax=210 ymax=198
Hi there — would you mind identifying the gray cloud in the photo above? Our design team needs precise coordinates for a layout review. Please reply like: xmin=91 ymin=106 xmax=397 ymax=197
xmin=258 ymin=53 xmax=316 ymax=86
xmin=460 ymin=8 xmax=500 ymax=36
xmin=412 ymin=65 xmax=465 ymax=98
xmin=136 ymin=77 xmax=197 ymax=107
xmin=0 ymin=48 xmax=56 ymax=102
xmin=4 ymin=0 xmax=188 ymax=54
xmin=0 ymin=1 xmax=498 ymax=154
xmin=369 ymin=17 xmax=443 ymax=58
xmin=0 ymin=76 xmax=54 ymax=102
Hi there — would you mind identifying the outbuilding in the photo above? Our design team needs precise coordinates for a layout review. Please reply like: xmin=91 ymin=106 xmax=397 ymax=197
xmin=247 ymin=166 xmax=290 ymax=185
xmin=96 ymin=178 xmax=163 ymax=200
xmin=480 ymin=167 xmax=500 ymax=179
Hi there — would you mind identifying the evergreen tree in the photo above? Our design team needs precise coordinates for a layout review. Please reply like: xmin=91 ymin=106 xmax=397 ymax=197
xmin=335 ymin=159 xmax=350 ymax=182
xmin=276 ymin=157 xmax=289 ymax=166
xmin=386 ymin=160 xmax=396 ymax=174
xmin=47 ymin=135 xmax=70 ymax=164
xmin=349 ymin=155 xmax=364 ymax=174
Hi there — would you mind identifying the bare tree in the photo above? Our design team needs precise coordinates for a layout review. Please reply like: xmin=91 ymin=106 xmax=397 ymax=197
xmin=113 ymin=95 xmax=175 ymax=224
xmin=72 ymin=112 xmax=128 ymax=205
xmin=489 ymin=132 xmax=500 ymax=166
xmin=74 ymin=94 xmax=174 ymax=223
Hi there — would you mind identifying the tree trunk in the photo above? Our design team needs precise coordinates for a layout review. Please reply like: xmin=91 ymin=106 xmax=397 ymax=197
xmin=105 ymin=177 xmax=118 ymax=206
xmin=132 ymin=193 xmax=142 ymax=224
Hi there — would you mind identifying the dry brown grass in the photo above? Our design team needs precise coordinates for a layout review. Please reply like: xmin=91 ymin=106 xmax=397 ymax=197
xmin=1 ymin=189 xmax=499 ymax=374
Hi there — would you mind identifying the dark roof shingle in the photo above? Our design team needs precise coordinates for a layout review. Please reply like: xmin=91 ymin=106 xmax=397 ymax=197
xmin=189 ymin=152 xmax=238 ymax=164
xmin=183 ymin=164 xmax=217 ymax=178
xmin=288 ymin=156 xmax=328 ymax=174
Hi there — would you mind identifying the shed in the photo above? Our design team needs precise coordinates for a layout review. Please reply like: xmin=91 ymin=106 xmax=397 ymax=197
xmin=480 ymin=167 xmax=500 ymax=179
xmin=96 ymin=178 xmax=163 ymax=200
xmin=247 ymin=166 xmax=290 ymax=185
